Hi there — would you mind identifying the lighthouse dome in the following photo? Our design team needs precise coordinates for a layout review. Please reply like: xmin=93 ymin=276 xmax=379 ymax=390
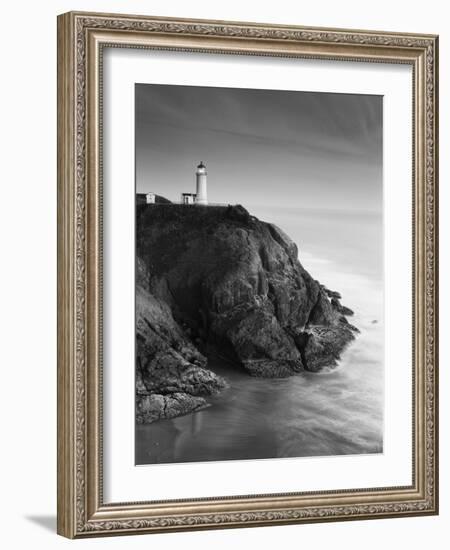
xmin=196 ymin=161 xmax=207 ymax=173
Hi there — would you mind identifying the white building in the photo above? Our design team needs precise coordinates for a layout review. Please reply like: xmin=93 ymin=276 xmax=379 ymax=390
xmin=147 ymin=163 xmax=208 ymax=206
xmin=181 ymin=192 xmax=196 ymax=205
xmin=179 ymin=162 xmax=209 ymax=205
xmin=195 ymin=161 xmax=208 ymax=205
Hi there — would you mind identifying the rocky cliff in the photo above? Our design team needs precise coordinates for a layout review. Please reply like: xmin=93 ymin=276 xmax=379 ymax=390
xmin=136 ymin=258 xmax=227 ymax=423
xmin=136 ymin=202 xmax=357 ymax=422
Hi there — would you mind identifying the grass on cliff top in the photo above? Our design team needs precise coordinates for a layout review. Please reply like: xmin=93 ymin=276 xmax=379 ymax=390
xmin=136 ymin=202 xmax=255 ymax=228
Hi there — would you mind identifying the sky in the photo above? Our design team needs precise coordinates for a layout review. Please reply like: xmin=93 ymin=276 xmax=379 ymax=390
xmin=135 ymin=83 xmax=382 ymax=213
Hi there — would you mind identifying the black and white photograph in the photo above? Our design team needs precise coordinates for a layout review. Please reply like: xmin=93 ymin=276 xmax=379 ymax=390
xmin=135 ymin=83 xmax=384 ymax=465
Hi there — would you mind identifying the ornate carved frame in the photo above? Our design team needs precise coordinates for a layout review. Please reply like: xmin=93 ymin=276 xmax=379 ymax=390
xmin=57 ymin=11 xmax=439 ymax=538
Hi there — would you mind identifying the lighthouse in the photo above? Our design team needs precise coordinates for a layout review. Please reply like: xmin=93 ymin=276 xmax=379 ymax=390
xmin=195 ymin=161 xmax=208 ymax=205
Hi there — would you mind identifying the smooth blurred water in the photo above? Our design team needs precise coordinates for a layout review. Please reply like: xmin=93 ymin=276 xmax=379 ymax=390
xmin=136 ymin=207 xmax=384 ymax=465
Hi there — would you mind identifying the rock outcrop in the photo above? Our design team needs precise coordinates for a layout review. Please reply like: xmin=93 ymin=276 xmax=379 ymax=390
xmin=136 ymin=202 xmax=358 ymax=415
xmin=136 ymin=258 xmax=227 ymax=423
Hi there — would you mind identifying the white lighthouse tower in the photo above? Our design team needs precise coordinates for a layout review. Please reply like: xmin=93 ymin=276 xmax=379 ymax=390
xmin=195 ymin=161 xmax=208 ymax=205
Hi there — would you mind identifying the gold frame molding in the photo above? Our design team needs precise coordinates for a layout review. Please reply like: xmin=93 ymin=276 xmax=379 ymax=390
xmin=57 ymin=11 xmax=439 ymax=538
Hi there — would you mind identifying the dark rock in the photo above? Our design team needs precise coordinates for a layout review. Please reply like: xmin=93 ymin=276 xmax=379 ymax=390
xmin=136 ymin=203 xmax=358 ymax=382
xmin=302 ymin=322 xmax=357 ymax=372
xmin=308 ymin=287 xmax=339 ymax=326
xmin=136 ymin=258 xmax=227 ymax=423
xmin=136 ymin=393 xmax=208 ymax=424
xmin=209 ymin=303 xmax=304 ymax=377
xmin=323 ymin=287 xmax=342 ymax=300
xmin=330 ymin=297 xmax=354 ymax=316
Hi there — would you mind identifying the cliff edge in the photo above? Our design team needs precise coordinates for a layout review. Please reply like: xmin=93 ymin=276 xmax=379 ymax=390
xmin=136 ymin=203 xmax=357 ymax=422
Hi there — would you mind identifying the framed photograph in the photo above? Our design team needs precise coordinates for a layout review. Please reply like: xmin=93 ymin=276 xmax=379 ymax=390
xmin=57 ymin=11 xmax=439 ymax=538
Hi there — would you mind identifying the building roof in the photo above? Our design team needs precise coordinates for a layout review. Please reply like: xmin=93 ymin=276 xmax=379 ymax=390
xmin=197 ymin=161 xmax=206 ymax=169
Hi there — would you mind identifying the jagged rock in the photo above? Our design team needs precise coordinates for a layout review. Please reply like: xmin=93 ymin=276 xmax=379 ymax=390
xmin=137 ymin=203 xmax=358 ymax=381
xmin=209 ymin=302 xmax=304 ymax=377
xmin=136 ymin=393 xmax=208 ymax=424
xmin=136 ymin=258 xmax=227 ymax=422
xmin=323 ymin=287 xmax=342 ymax=300
xmin=331 ymin=297 xmax=354 ymax=316
xmin=302 ymin=323 xmax=357 ymax=372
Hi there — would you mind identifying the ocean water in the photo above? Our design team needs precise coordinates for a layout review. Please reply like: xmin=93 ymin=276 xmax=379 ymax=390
xmin=135 ymin=207 xmax=384 ymax=465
